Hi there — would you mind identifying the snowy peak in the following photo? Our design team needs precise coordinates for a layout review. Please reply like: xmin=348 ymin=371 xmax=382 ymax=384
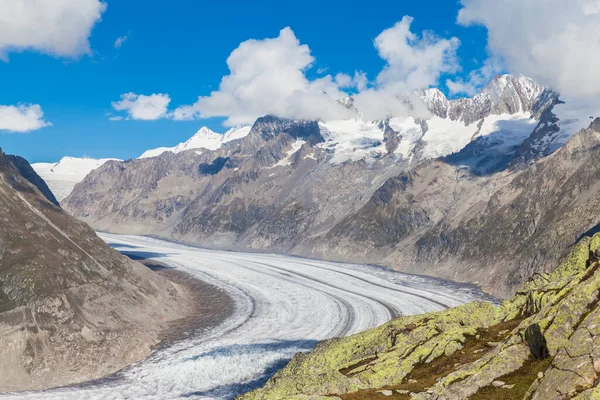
xmin=139 ymin=125 xmax=252 ymax=159
xmin=223 ymin=126 xmax=252 ymax=143
xmin=173 ymin=127 xmax=222 ymax=154
xmin=39 ymin=156 xmax=119 ymax=179
xmin=320 ymin=75 xmax=554 ymax=166
xmin=32 ymin=156 xmax=120 ymax=201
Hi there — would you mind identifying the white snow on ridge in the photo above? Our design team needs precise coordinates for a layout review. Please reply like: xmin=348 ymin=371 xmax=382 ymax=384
xmin=269 ymin=139 xmax=305 ymax=168
xmin=418 ymin=112 xmax=537 ymax=160
xmin=319 ymin=112 xmax=538 ymax=165
xmin=32 ymin=157 xmax=120 ymax=201
xmin=7 ymin=233 xmax=491 ymax=400
xmin=319 ymin=119 xmax=388 ymax=165
xmin=139 ymin=126 xmax=251 ymax=159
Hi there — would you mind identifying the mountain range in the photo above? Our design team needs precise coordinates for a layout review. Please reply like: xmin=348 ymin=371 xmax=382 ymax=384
xmin=33 ymin=74 xmax=594 ymax=298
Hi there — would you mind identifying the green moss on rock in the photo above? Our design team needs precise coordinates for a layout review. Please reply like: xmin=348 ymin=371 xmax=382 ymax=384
xmin=238 ymin=232 xmax=600 ymax=400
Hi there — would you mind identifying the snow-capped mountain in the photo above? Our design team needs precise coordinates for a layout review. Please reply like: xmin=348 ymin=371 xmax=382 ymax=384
xmin=32 ymin=157 xmax=120 ymax=201
xmin=422 ymin=74 xmax=547 ymax=123
xmin=139 ymin=126 xmax=251 ymax=159
xmin=317 ymin=76 xmax=551 ymax=168
xmin=62 ymin=74 xmax=600 ymax=297
xmin=319 ymin=75 xmax=597 ymax=172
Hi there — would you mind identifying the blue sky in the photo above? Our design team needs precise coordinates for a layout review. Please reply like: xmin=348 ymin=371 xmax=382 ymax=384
xmin=0 ymin=0 xmax=495 ymax=163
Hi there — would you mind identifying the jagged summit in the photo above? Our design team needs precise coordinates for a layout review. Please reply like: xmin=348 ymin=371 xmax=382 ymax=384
xmin=421 ymin=74 xmax=549 ymax=124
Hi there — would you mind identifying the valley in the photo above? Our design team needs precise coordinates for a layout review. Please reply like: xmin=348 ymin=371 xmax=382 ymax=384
xmin=3 ymin=2 xmax=600 ymax=398
xmin=2 ymin=233 xmax=490 ymax=399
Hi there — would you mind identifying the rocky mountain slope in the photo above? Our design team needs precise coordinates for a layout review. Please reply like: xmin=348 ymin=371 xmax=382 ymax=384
xmin=239 ymin=231 xmax=600 ymax=400
xmin=63 ymin=75 xmax=597 ymax=298
xmin=0 ymin=149 xmax=194 ymax=391
xmin=319 ymin=118 xmax=600 ymax=298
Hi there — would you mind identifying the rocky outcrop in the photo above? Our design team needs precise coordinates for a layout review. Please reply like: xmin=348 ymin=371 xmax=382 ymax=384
xmin=239 ymin=232 xmax=600 ymax=400
xmin=0 ymin=149 xmax=194 ymax=391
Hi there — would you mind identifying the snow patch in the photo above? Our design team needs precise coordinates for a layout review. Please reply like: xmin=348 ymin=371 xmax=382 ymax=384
xmin=420 ymin=112 xmax=537 ymax=160
xmin=268 ymin=140 xmax=305 ymax=168
xmin=552 ymin=98 xmax=600 ymax=152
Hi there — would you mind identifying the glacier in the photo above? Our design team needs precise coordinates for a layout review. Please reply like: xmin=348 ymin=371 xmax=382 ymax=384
xmin=2 ymin=234 xmax=492 ymax=400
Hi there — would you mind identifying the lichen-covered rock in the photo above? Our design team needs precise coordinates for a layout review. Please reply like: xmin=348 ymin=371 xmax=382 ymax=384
xmin=239 ymin=232 xmax=600 ymax=400
xmin=238 ymin=302 xmax=498 ymax=399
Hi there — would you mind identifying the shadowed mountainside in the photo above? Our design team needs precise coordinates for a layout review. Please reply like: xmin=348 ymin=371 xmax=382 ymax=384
xmin=0 ymin=149 xmax=195 ymax=391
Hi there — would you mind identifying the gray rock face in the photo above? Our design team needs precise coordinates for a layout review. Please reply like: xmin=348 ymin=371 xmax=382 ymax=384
xmin=0 ymin=151 xmax=192 ymax=391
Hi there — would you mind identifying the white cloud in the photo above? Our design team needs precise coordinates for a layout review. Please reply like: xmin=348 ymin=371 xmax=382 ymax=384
xmin=457 ymin=0 xmax=600 ymax=98
xmin=446 ymin=58 xmax=503 ymax=96
xmin=170 ymin=105 xmax=197 ymax=121
xmin=171 ymin=20 xmax=458 ymax=125
xmin=335 ymin=71 xmax=368 ymax=91
xmin=348 ymin=16 xmax=459 ymax=120
xmin=0 ymin=0 xmax=106 ymax=60
xmin=112 ymin=93 xmax=171 ymax=121
xmin=172 ymin=27 xmax=351 ymax=126
xmin=373 ymin=16 xmax=460 ymax=93
xmin=0 ymin=104 xmax=51 ymax=133
xmin=114 ymin=33 xmax=130 ymax=49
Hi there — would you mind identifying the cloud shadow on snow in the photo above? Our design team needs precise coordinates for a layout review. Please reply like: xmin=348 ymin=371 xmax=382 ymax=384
xmin=181 ymin=339 xmax=319 ymax=399
xmin=441 ymin=119 xmax=537 ymax=176
xmin=105 ymin=242 xmax=140 ymax=249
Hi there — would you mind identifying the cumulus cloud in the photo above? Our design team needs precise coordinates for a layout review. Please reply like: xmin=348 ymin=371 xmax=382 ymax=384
xmin=0 ymin=0 xmax=106 ymax=60
xmin=373 ymin=16 xmax=460 ymax=92
xmin=164 ymin=18 xmax=459 ymax=124
xmin=0 ymin=104 xmax=51 ymax=133
xmin=112 ymin=93 xmax=171 ymax=121
xmin=172 ymin=27 xmax=352 ymax=126
xmin=335 ymin=71 xmax=368 ymax=91
xmin=457 ymin=0 xmax=600 ymax=98
xmin=349 ymin=16 xmax=460 ymax=120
